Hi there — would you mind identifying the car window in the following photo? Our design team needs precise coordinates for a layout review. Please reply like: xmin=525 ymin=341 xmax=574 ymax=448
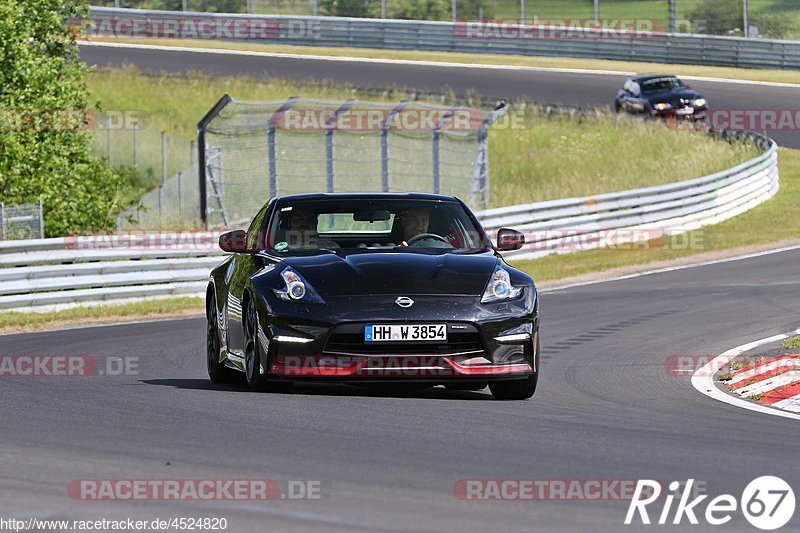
xmin=641 ymin=77 xmax=685 ymax=94
xmin=267 ymin=199 xmax=491 ymax=254
xmin=246 ymin=204 xmax=270 ymax=251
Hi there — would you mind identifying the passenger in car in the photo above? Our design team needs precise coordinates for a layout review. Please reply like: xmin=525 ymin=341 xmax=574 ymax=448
xmin=285 ymin=208 xmax=339 ymax=249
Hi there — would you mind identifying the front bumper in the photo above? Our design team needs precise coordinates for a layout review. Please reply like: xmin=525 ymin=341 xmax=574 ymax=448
xmin=257 ymin=293 xmax=538 ymax=382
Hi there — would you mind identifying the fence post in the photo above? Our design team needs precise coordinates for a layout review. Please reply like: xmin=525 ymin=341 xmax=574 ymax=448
xmin=161 ymin=131 xmax=168 ymax=188
xmin=268 ymin=97 xmax=299 ymax=198
xmin=133 ymin=123 xmax=139 ymax=168
xmin=106 ymin=115 xmax=113 ymax=167
xmin=520 ymin=0 xmax=526 ymax=22
xmin=451 ymin=0 xmax=456 ymax=23
xmin=324 ymin=99 xmax=356 ymax=194
xmin=0 ymin=203 xmax=4 ymax=241
xmin=178 ymin=171 xmax=183 ymax=218
xmin=197 ymin=94 xmax=233 ymax=227
xmin=247 ymin=0 xmax=253 ymax=15
xmin=380 ymin=101 xmax=409 ymax=193
xmin=431 ymin=108 xmax=457 ymax=195
xmin=182 ymin=0 xmax=188 ymax=12
xmin=37 ymin=200 xmax=44 ymax=239
xmin=158 ymin=186 xmax=163 ymax=225
xmin=312 ymin=0 xmax=318 ymax=17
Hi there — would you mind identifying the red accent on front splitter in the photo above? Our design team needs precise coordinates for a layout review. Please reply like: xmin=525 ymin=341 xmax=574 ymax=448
xmin=760 ymin=381 xmax=800 ymax=405
xmin=443 ymin=358 xmax=532 ymax=376
xmin=270 ymin=355 xmax=368 ymax=377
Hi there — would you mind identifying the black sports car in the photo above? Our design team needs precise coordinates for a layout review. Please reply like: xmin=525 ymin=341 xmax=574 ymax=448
xmin=206 ymin=193 xmax=540 ymax=400
xmin=614 ymin=74 xmax=708 ymax=121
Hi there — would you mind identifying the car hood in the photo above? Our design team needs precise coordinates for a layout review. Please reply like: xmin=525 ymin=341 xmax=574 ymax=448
xmin=279 ymin=250 xmax=499 ymax=297
xmin=645 ymin=89 xmax=703 ymax=106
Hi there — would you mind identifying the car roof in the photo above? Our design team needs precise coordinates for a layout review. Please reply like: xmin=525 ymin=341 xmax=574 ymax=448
xmin=274 ymin=192 xmax=459 ymax=202
xmin=631 ymin=73 xmax=680 ymax=83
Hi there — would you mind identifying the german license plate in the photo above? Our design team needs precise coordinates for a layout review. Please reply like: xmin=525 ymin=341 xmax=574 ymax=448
xmin=365 ymin=324 xmax=447 ymax=342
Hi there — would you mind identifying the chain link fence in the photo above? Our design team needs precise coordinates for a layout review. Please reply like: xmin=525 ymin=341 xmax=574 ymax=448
xmin=197 ymin=96 xmax=507 ymax=228
xmin=0 ymin=202 xmax=44 ymax=241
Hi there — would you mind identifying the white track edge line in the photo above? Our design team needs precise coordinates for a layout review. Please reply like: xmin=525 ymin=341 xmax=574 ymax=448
xmin=691 ymin=327 xmax=800 ymax=421
xmin=540 ymin=243 xmax=800 ymax=293
xmin=77 ymin=41 xmax=800 ymax=88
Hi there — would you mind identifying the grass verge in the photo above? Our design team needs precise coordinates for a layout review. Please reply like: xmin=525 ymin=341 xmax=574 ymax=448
xmin=0 ymin=297 xmax=204 ymax=336
xmin=783 ymin=336 xmax=800 ymax=349
xmin=511 ymin=147 xmax=800 ymax=283
xmin=87 ymin=66 xmax=759 ymax=208
xmin=85 ymin=37 xmax=800 ymax=86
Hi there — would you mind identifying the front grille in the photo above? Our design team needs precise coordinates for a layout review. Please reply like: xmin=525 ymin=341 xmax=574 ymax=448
xmin=324 ymin=331 xmax=484 ymax=355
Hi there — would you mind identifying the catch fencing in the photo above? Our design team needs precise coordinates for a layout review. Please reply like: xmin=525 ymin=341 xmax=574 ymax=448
xmin=0 ymin=131 xmax=778 ymax=312
xmin=85 ymin=7 xmax=800 ymax=70
xmin=196 ymin=96 xmax=507 ymax=227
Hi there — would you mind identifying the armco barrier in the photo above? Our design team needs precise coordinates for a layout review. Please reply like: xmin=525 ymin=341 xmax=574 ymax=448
xmin=85 ymin=7 xmax=800 ymax=70
xmin=0 ymin=134 xmax=778 ymax=312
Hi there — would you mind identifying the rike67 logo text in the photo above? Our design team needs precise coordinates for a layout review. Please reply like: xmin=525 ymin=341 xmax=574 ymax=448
xmin=625 ymin=477 xmax=795 ymax=530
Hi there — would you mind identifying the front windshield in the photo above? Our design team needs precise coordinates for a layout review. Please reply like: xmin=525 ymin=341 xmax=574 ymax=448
xmin=263 ymin=198 xmax=491 ymax=255
xmin=641 ymin=77 xmax=686 ymax=94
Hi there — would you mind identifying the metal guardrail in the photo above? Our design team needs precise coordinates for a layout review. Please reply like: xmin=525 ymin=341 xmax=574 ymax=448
xmin=0 ymin=132 xmax=778 ymax=312
xmin=86 ymin=7 xmax=800 ymax=70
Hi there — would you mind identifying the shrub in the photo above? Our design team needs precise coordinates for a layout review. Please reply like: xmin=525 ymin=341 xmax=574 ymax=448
xmin=0 ymin=0 xmax=128 ymax=236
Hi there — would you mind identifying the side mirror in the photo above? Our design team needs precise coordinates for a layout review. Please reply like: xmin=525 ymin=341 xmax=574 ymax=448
xmin=219 ymin=230 xmax=249 ymax=253
xmin=496 ymin=228 xmax=525 ymax=251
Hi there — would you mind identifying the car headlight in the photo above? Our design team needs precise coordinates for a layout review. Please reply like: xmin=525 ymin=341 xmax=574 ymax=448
xmin=693 ymin=98 xmax=707 ymax=107
xmin=655 ymin=102 xmax=672 ymax=111
xmin=481 ymin=266 xmax=523 ymax=304
xmin=273 ymin=268 xmax=325 ymax=304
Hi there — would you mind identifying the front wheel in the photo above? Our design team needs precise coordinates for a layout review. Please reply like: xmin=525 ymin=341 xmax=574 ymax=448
xmin=207 ymin=295 xmax=236 ymax=383
xmin=489 ymin=336 xmax=539 ymax=400
xmin=244 ymin=298 xmax=291 ymax=393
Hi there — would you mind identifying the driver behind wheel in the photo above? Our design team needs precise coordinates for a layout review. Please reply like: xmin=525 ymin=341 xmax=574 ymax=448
xmin=399 ymin=208 xmax=452 ymax=248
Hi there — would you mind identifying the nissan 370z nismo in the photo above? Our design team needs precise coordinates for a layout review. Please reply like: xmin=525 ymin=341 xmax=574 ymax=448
xmin=206 ymin=193 xmax=540 ymax=400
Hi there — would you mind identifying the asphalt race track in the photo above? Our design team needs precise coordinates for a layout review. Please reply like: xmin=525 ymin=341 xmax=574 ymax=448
xmin=1 ymin=45 xmax=798 ymax=532
xmin=3 ymin=249 xmax=800 ymax=531
xmin=79 ymin=43 xmax=800 ymax=149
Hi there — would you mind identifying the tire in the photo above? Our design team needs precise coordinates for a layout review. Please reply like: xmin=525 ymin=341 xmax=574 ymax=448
xmin=207 ymin=295 xmax=236 ymax=383
xmin=244 ymin=298 xmax=291 ymax=393
xmin=489 ymin=337 xmax=539 ymax=400
xmin=614 ymin=101 xmax=622 ymax=113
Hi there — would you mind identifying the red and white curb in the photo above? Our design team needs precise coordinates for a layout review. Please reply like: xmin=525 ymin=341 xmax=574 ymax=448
xmin=691 ymin=328 xmax=800 ymax=421
xmin=726 ymin=356 xmax=800 ymax=411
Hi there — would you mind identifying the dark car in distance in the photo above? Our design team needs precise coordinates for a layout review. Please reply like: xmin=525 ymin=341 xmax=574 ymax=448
xmin=614 ymin=74 xmax=708 ymax=121
xmin=206 ymin=193 xmax=539 ymax=400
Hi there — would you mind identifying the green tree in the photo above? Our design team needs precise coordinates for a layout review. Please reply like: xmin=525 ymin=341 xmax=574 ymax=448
xmin=0 ymin=0 xmax=126 ymax=236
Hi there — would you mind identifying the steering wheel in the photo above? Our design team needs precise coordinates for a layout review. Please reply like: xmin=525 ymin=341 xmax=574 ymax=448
xmin=406 ymin=233 xmax=450 ymax=246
